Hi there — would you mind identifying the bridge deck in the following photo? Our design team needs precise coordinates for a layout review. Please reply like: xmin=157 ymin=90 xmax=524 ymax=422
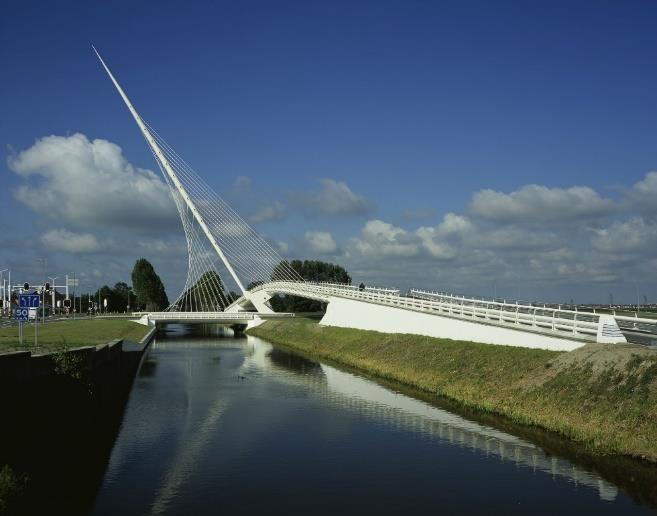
xmin=133 ymin=312 xmax=294 ymax=325
xmin=249 ymin=281 xmax=642 ymax=344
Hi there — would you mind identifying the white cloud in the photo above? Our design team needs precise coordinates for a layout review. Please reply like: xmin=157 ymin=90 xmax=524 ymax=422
xmin=301 ymin=178 xmax=372 ymax=216
xmin=469 ymin=184 xmax=616 ymax=224
xmin=626 ymin=171 xmax=657 ymax=217
xmin=304 ymin=231 xmax=337 ymax=254
xmin=415 ymin=227 xmax=456 ymax=259
xmin=232 ymin=175 xmax=252 ymax=192
xmin=248 ymin=201 xmax=286 ymax=223
xmin=8 ymin=133 xmax=177 ymax=232
xmin=41 ymin=229 xmax=100 ymax=253
xmin=349 ymin=220 xmax=419 ymax=257
xmin=592 ymin=217 xmax=657 ymax=254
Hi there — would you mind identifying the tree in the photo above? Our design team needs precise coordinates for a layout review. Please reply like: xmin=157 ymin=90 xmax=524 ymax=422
xmin=89 ymin=282 xmax=133 ymax=313
xmin=246 ymin=280 xmax=264 ymax=291
xmin=112 ymin=282 xmax=132 ymax=312
xmin=131 ymin=258 xmax=169 ymax=311
xmin=269 ymin=259 xmax=351 ymax=313
xmin=96 ymin=285 xmax=114 ymax=312
xmin=175 ymin=270 xmax=231 ymax=311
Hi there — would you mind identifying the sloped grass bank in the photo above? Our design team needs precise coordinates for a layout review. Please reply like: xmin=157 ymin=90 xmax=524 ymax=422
xmin=0 ymin=318 xmax=149 ymax=353
xmin=248 ymin=318 xmax=657 ymax=461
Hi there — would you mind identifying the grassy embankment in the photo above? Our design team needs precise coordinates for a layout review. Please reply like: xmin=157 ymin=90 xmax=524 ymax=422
xmin=249 ymin=317 xmax=657 ymax=461
xmin=0 ymin=318 xmax=150 ymax=353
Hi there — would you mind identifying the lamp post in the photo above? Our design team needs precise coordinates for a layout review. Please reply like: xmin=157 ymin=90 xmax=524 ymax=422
xmin=0 ymin=269 xmax=7 ymax=316
xmin=635 ymin=283 xmax=640 ymax=315
xmin=48 ymin=276 xmax=58 ymax=317
xmin=66 ymin=272 xmax=77 ymax=319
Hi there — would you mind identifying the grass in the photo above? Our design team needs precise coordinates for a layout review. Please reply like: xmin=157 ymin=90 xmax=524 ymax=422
xmin=0 ymin=318 xmax=150 ymax=354
xmin=0 ymin=465 xmax=25 ymax=513
xmin=249 ymin=317 xmax=657 ymax=461
xmin=593 ymin=308 xmax=657 ymax=319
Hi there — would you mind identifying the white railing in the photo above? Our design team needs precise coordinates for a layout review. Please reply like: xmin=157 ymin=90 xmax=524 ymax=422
xmin=254 ymin=281 xmax=601 ymax=341
xmin=407 ymin=289 xmax=600 ymax=338
xmin=612 ymin=314 xmax=657 ymax=325
xmin=145 ymin=312 xmax=255 ymax=320
xmin=304 ymin=281 xmax=400 ymax=296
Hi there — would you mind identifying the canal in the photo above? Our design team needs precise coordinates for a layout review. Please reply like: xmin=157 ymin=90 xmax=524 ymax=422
xmin=89 ymin=326 xmax=656 ymax=515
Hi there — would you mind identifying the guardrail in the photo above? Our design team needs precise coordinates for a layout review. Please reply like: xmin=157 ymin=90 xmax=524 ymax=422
xmin=256 ymin=281 xmax=602 ymax=341
xmin=135 ymin=311 xmax=296 ymax=321
xmin=144 ymin=312 xmax=255 ymax=320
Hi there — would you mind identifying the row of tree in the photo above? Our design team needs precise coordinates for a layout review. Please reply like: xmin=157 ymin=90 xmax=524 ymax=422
xmin=81 ymin=258 xmax=169 ymax=313
xmin=269 ymin=259 xmax=351 ymax=312
xmin=74 ymin=257 xmax=352 ymax=314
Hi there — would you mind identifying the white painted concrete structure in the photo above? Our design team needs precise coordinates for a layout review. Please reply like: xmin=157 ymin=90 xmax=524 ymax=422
xmin=322 ymin=297 xmax=584 ymax=351
xmin=231 ymin=281 xmax=627 ymax=351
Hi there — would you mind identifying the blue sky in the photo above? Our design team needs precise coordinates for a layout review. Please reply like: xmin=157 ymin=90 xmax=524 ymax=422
xmin=1 ymin=0 xmax=657 ymax=303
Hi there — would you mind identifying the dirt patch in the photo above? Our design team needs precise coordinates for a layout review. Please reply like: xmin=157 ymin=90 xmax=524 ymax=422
xmin=551 ymin=343 xmax=657 ymax=375
xmin=520 ymin=343 xmax=657 ymax=389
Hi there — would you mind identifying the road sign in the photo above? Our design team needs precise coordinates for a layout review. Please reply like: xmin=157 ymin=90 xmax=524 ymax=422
xmin=15 ymin=308 xmax=28 ymax=321
xmin=67 ymin=278 xmax=79 ymax=287
xmin=19 ymin=294 xmax=40 ymax=308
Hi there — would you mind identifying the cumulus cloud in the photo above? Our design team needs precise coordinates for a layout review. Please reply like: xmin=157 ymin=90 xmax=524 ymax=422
xmin=232 ymin=175 xmax=252 ymax=192
xmin=41 ymin=229 xmax=100 ymax=253
xmin=300 ymin=179 xmax=372 ymax=216
xmin=349 ymin=220 xmax=419 ymax=257
xmin=469 ymin=184 xmax=616 ymax=225
xmin=248 ymin=201 xmax=286 ymax=224
xmin=415 ymin=227 xmax=457 ymax=259
xmin=9 ymin=133 xmax=657 ymax=302
xmin=8 ymin=133 xmax=177 ymax=232
xmin=626 ymin=171 xmax=657 ymax=217
xmin=304 ymin=231 xmax=337 ymax=254
xmin=342 ymin=197 xmax=639 ymax=296
xmin=592 ymin=218 xmax=657 ymax=254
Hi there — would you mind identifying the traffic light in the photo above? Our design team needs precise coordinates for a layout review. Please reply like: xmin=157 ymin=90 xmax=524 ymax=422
xmin=45 ymin=282 xmax=50 ymax=291
xmin=63 ymin=299 xmax=71 ymax=308
xmin=23 ymin=282 xmax=29 ymax=290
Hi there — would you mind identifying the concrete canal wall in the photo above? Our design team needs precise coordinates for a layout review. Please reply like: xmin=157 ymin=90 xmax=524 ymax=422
xmin=0 ymin=328 xmax=156 ymax=410
xmin=0 ymin=327 xmax=157 ymax=515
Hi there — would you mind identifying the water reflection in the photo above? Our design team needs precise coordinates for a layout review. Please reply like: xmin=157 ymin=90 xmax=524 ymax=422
xmin=245 ymin=339 xmax=618 ymax=501
xmin=91 ymin=331 xmax=655 ymax=515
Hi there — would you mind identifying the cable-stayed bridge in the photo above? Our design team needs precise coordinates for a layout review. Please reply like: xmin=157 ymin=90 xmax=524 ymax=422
xmin=94 ymin=49 xmax=639 ymax=351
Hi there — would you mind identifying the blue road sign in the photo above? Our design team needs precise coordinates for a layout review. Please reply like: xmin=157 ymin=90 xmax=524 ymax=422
xmin=19 ymin=294 xmax=39 ymax=308
xmin=15 ymin=308 xmax=29 ymax=321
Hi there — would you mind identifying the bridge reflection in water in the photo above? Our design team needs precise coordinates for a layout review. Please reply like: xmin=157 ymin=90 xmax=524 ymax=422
xmin=243 ymin=338 xmax=618 ymax=502
xmin=95 ymin=331 xmax=655 ymax=515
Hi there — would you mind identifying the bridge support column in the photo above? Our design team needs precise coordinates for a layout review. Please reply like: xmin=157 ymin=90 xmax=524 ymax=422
xmin=225 ymin=291 xmax=275 ymax=314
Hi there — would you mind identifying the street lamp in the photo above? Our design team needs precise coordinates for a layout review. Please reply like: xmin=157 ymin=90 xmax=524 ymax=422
xmin=66 ymin=272 xmax=77 ymax=319
xmin=0 ymin=269 xmax=7 ymax=317
xmin=48 ymin=276 xmax=58 ymax=316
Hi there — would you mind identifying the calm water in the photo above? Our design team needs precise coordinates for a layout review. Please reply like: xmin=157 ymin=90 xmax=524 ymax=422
xmin=90 ymin=327 xmax=656 ymax=515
